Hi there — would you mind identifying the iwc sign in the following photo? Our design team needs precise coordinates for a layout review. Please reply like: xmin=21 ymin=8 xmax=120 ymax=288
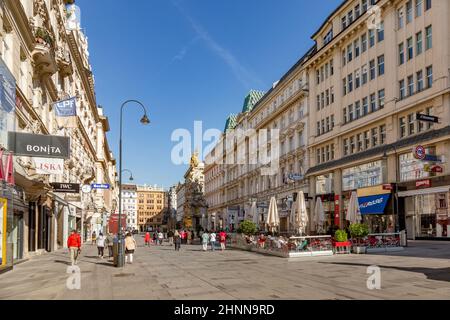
xmin=8 ymin=132 xmax=70 ymax=159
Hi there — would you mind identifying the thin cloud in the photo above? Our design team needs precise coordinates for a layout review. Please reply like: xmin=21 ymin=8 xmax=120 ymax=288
xmin=172 ymin=36 xmax=200 ymax=62
xmin=171 ymin=1 xmax=264 ymax=89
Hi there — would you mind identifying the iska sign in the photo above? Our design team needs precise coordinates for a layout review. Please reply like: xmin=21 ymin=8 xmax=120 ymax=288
xmin=8 ymin=132 xmax=70 ymax=159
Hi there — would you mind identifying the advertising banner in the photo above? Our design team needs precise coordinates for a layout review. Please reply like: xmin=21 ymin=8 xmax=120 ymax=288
xmin=0 ymin=199 xmax=6 ymax=266
xmin=34 ymin=158 xmax=64 ymax=175
xmin=54 ymin=97 xmax=77 ymax=128
xmin=358 ymin=194 xmax=391 ymax=215
xmin=0 ymin=57 xmax=16 ymax=150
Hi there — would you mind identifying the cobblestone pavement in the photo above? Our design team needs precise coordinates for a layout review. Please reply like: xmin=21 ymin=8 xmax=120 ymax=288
xmin=0 ymin=236 xmax=449 ymax=300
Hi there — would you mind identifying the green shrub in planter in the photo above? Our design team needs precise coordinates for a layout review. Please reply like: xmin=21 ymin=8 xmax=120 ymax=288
xmin=237 ymin=220 xmax=257 ymax=236
xmin=349 ymin=223 xmax=369 ymax=239
xmin=335 ymin=229 xmax=348 ymax=242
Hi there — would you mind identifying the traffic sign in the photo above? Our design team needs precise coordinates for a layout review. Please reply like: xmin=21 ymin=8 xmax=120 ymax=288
xmin=81 ymin=184 xmax=92 ymax=194
xmin=413 ymin=145 xmax=426 ymax=160
xmin=416 ymin=113 xmax=439 ymax=123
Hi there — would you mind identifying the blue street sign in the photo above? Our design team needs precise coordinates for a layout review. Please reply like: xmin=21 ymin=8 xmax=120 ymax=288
xmin=423 ymin=154 xmax=441 ymax=162
xmin=91 ymin=183 xmax=110 ymax=190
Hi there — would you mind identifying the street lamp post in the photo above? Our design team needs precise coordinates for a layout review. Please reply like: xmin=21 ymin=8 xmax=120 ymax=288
xmin=118 ymin=100 xmax=150 ymax=268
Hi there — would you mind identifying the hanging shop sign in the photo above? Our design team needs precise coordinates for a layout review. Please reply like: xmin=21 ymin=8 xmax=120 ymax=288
xmin=382 ymin=184 xmax=393 ymax=191
xmin=91 ymin=183 xmax=110 ymax=190
xmin=358 ymin=194 xmax=391 ymax=215
xmin=288 ymin=173 xmax=304 ymax=181
xmin=416 ymin=113 xmax=439 ymax=123
xmin=34 ymin=158 xmax=64 ymax=175
xmin=51 ymin=183 xmax=80 ymax=193
xmin=416 ymin=180 xmax=431 ymax=189
xmin=8 ymin=132 xmax=70 ymax=159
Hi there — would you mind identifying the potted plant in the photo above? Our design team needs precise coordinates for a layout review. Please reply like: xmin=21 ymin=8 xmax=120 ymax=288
xmin=334 ymin=229 xmax=348 ymax=243
xmin=349 ymin=223 xmax=369 ymax=254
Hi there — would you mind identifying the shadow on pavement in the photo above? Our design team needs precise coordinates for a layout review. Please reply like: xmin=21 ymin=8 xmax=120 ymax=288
xmin=321 ymin=261 xmax=450 ymax=283
xmin=54 ymin=260 xmax=71 ymax=266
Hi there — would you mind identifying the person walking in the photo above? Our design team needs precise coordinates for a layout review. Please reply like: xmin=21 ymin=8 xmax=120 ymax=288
xmin=105 ymin=233 xmax=114 ymax=258
xmin=67 ymin=229 xmax=81 ymax=266
xmin=187 ymin=230 xmax=193 ymax=245
xmin=210 ymin=231 xmax=217 ymax=251
xmin=219 ymin=230 xmax=227 ymax=251
xmin=167 ymin=230 xmax=174 ymax=246
xmin=144 ymin=232 xmax=151 ymax=247
xmin=201 ymin=231 xmax=209 ymax=251
xmin=158 ymin=231 xmax=164 ymax=245
xmin=96 ymin=232 xmax=105 ymax=258
xmin=91 ymin=231 xmax=97 ymax=246
xmin=174 ymin=230 xmax=181 ymax=251
xmin=124 ymin=233 xmax=137 ymax=264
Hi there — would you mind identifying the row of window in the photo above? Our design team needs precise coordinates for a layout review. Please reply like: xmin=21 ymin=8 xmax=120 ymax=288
xmin=399 ymin=25 xmax=432 ymax=65
xmin=316 ymin=144 xmax=336 ymax=165
xmin=316 ymin=87 xmax=335 ymax=110
xmin=399 ymin=66 xmax=433 ymax=100
xmin=341 ymin=0 xmax=375 ymax=31
xmin=316 ymin=59 xmax=334 ymax=84
xmin=138 ymin=218 xmax=161 ymax=223
xmin=399 ymin=108 xmax=434 ymax=138
xmin=344 ymin=125 xmax=386 ymax=156
xmin=398 ymin=0 xmax=432 ymax=29
xmin=138 ymin=207 xmax=163 ymax=211
xmin=343 ymin=55 xmax=384 ymax=95
xmin=342 ymin=25 xmax=383 ymax=67
xmin=343 ymin=89 xmax=385 ymax=124
xmin=316 ymin=115 xmax=335 ymax=137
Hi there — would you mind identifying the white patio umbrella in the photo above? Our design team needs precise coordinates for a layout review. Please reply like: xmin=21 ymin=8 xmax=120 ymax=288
xmin=346 ymin=191 xmax=362 ymax=224
xmin=290 ymin=198 xmax=297 ymax=233
xmin=250 ymin=201 xmax=258 ymax=225
xmin=314 ymin=197 xmax=325 ymax=234
xmin=297 ymin=191 xmax=309 ymax=236
xmin=267 ymin=196 xmax=280 ymax=233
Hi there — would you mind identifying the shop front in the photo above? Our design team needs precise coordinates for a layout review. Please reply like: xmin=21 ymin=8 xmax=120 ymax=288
xmin=398 ymin=147 xmax=450 ymax=240
xmin=341 ymin=160 xmax=394 ymax=233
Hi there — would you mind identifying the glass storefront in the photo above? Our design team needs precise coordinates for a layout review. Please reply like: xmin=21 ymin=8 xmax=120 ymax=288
xmin=399 ymin=147 xmax=439 ymax=182
xmin=405 ymin=192 xmax=450 ymax=238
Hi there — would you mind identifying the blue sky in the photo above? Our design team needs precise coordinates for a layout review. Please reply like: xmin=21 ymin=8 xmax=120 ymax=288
xmin=76 ymin=0 xmax=342 ymax=189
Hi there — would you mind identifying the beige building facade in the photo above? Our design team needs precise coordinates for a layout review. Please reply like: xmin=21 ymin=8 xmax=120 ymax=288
xmin=137 ymin=185 xmax=166 ymax=232
xmin=0 ymin=0 xmax=118 ymax=272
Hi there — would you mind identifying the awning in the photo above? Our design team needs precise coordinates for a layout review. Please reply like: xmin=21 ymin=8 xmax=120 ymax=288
xmin=358 ymin=194 xmax=390 ymax=215
xmin=398 ymin=186 xmax=450 ymax=198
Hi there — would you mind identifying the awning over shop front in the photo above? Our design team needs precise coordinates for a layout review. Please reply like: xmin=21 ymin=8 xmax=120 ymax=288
xmin=358 ymin=194 xmax=391 ymax=215
xmin=397 ymin=186 xmax=450 ymax=198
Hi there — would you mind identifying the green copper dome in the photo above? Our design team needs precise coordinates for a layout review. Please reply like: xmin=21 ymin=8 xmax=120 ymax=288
xmin=224 ymin=114 xmax=238 ymax=132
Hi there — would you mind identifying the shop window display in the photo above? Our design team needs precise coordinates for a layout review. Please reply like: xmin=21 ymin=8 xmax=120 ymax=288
xmin=414 ymin=193 xmax=449 ymax=238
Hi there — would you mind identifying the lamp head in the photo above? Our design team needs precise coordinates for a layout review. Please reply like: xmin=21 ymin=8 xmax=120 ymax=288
xmin=140 ymin=114 xmax=150 ymax=125
xmin=129 ymin=175 xmax=134 ymax=181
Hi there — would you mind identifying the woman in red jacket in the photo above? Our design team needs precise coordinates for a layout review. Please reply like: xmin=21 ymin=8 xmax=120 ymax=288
xmin=144 ymin=232 xmax=151 ymax=246
xmin=219 ymin=230 xmax=227 ymax=251
xmin=67 ymin=230 xmax=81 ymax=266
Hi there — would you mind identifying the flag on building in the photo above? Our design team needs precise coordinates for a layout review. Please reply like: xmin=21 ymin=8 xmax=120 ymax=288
xmin=0 ymin=150 xmax=4 ymax=181
xmin=54 ymin=97 xmax=77 ymax=128
xmin=5 ymin=152 xmax=14 ymax=185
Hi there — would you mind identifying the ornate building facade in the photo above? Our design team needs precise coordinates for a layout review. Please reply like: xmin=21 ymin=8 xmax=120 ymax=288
xmin=0 ymin=0 xmax=118 ymax=271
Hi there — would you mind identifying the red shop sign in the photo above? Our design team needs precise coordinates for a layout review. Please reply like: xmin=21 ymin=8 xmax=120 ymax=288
xmin=382 ymin=184 xmax=393 ymax=190
xmin=416 ymin=180 xmax=431 ymax=188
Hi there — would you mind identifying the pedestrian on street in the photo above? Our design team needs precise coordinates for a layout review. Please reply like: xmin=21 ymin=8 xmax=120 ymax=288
xmin=174 ymin=230 xmax=181 ymax=251
xmin=167 ymin=230 xmax=174 ymax=246
xmin=125 ymin=233 xmax=136 ymax=264
xmin=219 ymin=230 xmax=227 ymax=251
xmin=144 ymin=232 xmax=151 ymax=246
xmin=67 ymin=229 xmax=81 ymax=266
xmin=153 ymin=231 xmax=157 ymax=244
xmin=187 ymin=230 xmax=193 ymax=245
xmin=210 ymin=231 xmax=217 ymax=251
xmin=91 ymin=231 xmax=97 ymax=246
xmin=105 ymin=233 xmax=114 ymax=258
xmin=201 ymin=231 xmax=210 ymax=251
xmin=158 ymin=231 xmax=164 ymax=245
xmin=97 ymin=232 xmax=105 ymax=258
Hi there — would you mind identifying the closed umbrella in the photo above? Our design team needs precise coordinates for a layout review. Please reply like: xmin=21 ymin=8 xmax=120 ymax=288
xmin=250 ymin=201 xmax=258 ymax=225
xmin=346 ymin=191 xmax=362 ymax=224
xmin=297 ymin=191 xmax=309 ymax=236
xmin=290 ymin=198 xmax=297 ymax=233
xmin=314 ymin=197 xmax=325 ymax=234
xmin=267 ymin=197 xmax=280 ymax=233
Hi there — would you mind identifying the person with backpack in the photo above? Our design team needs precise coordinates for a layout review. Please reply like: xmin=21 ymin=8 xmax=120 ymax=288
xmin=174 ymin=230 xmax=181 ymax=251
